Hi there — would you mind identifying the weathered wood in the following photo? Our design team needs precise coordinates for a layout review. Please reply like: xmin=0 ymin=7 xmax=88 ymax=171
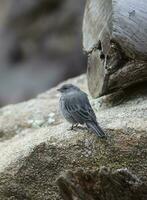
xmin=83 ymin=0 xmax=147 ymax=97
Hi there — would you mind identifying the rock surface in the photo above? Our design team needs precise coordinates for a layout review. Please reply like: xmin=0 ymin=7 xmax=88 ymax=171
xmin=0 ymin=74 xmax=147 ymax=199
xmin=57 ymin=167 xmax=147 ymax=200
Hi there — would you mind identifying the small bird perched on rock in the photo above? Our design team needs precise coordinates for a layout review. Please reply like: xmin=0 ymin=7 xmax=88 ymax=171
xmin=58 ymin=84 xmax=106 ymax=138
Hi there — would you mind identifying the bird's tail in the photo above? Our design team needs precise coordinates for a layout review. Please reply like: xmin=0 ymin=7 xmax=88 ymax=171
xmin=86 ymin=121 xmax=106 ymax=138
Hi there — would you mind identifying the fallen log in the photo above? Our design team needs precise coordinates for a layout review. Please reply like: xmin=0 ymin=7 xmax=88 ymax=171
xmin=83 ymin=0 xmax=147 ymax=97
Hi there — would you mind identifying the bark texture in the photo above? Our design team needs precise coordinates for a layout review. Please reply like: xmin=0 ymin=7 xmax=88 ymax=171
xmin=83 ymin=0 xmax=147 ymax=97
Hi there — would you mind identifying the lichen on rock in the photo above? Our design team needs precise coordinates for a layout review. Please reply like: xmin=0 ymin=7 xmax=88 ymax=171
xmin=0 ymin=75 xmax=147 ymax=199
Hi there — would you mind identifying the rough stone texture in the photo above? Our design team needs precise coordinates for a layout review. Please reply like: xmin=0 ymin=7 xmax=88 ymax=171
xmin=57 ymin=167 xmax=147 ymax=200
xmin=0 ymin=74 xmax=147 ymax=199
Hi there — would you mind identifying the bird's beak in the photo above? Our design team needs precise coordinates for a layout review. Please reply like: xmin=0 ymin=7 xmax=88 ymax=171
xmin=57 ymin=88 xmax=61 ymax=92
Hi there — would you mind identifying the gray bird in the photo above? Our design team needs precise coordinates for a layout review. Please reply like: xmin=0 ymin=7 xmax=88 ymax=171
xmin=57 ymin=84 xmax=106 ymax=138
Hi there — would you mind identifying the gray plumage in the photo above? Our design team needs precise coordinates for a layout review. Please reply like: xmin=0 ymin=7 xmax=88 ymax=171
xmin=58 ymin=84 xmax=106 ymax=138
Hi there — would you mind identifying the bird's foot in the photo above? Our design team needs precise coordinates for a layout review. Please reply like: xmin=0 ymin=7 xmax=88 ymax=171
xmin=74 ymin=124 xmax=78 ymax=128
xmin=68 ymin=124 xmax=78 ymax=131
xmin=70 ymin=125 xmax=74 ymax=130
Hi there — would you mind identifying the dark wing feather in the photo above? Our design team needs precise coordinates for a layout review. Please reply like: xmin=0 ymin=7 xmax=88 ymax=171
xmin=65 ymin=92 xmax=97 ymax=124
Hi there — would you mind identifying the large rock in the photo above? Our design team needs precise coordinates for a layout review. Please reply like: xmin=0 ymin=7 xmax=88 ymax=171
xmin=57 ymin=167 xmax=147 ymax=200
xmin=0 ymin=0 xmax=86 ymax=106
xmin=0 ymin=75 xmax=147 ymax=199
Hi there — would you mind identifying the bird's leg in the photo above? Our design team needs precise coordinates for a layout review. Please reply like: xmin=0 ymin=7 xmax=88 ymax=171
xmin=67 ymin=125 xmax=74 ymax=131
xmin=70 ymin=125 xmax=74 ymax=130
xmin=74 ymin=123 xmax=78 ymax=128
xmin=68 ymin=124 xmax=78 ymax=131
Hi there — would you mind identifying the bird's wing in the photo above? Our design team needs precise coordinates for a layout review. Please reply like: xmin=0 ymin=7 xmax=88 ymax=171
xmin=65 ymin=92 xmax=97 ymax=124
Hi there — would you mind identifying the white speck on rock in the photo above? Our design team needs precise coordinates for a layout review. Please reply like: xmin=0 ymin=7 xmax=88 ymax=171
xmin=48 ymin=112 xmax=55 ymax=124
xmin=27 ymin=119 xmax=44 ymax=128
xmin=48 ymin=118 xmax=55 ymax=124
xmin=48 ymin=113 xmax=55 ymax=118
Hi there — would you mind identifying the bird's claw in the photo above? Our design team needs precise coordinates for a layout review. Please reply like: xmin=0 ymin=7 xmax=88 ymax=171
xmin=67 ymin=124 xmax=78 ymax=131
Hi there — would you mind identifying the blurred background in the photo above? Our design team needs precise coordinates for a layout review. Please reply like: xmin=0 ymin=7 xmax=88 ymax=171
xmin=0 ymin=0 xmax=87 ymax=107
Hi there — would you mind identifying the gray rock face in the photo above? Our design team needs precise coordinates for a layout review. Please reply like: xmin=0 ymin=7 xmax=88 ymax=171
xmin=0 ymin=0 xmax=86 ymax=106
xmin=0 ymin=75 xmax=147 ymax=199
xmin=57 ymin=167 xmax=147 ymax=200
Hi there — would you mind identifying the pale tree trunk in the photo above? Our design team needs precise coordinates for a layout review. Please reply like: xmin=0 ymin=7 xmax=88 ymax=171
xmin=83 ymin=0 xmax=147 ymax=97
